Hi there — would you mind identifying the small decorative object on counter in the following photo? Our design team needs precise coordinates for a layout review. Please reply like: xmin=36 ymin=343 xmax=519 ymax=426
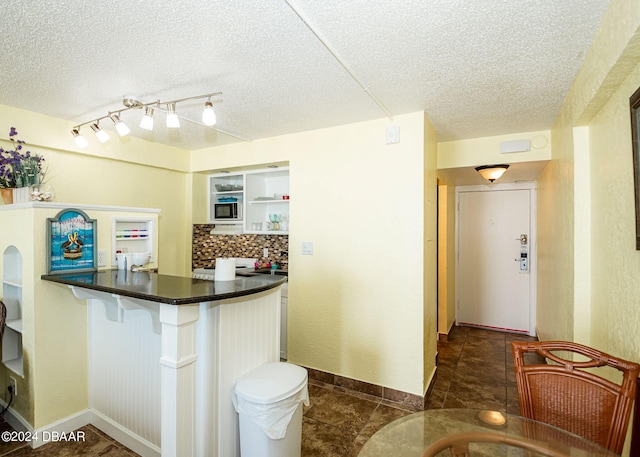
xmin=30 ymin=184 xmax=55 ymax=202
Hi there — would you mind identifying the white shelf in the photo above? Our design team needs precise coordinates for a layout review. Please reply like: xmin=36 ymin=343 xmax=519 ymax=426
xmin=6 ymin=318 xmax=22 ymax=333
xmin=3 ymin=245 xmax=23 ymax=377
xmin=2 ymin=278 xmax=22 ymax=287
xmin=4 ymin=356 xmax=23 ymax=377
xmin=248 ymin=200 xmax=290 ymax=204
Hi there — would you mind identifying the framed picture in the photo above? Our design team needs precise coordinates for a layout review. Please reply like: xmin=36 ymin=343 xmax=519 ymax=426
xmin=631 ymin=87 xmax=640 ymax=250
xmin=47 ymin=208 xmax=97 ymax=274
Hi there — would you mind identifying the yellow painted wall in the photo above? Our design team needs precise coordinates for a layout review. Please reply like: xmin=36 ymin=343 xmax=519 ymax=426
xmin=438 ymin=130 xmax=551 ymax=169
xmin=437 ymin=184 xmax=456 ymax=337
xmin=536 ymin=4 xmax=640 ymax=453
xmin=537 ymin=0 xmax=640 ymax=347
xmin=193 ymin=112 xmax=433 ymax=395
xmin=423 ymin=114 xmax=438 ymax=393
xmin=0 ymin=209 xmax=37 ymax=425
xmin=587 ymin=60 xmax=640 ymax=360
xmin=0 ymin=105 xmax=192 ymax=276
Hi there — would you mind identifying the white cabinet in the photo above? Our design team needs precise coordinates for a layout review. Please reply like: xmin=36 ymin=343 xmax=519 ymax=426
xmin=2 ymin=246 xmax=23 ymax=376
xmin=208 ymin=173 xmax=245 ymax=225
xmin=245 ymin=168 xmax=290 ymax=234
xmin=207 ymin=167 xmax=289 ymax=234
xmin=111 ymin=217 xmax=156 ymax=264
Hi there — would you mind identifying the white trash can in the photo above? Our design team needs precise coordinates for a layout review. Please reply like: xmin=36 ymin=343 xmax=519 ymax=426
xmin=233 ymin=362 xmax=309 ymax=457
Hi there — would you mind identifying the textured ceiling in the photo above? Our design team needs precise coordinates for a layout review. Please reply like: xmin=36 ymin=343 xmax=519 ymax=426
xmin=0 ymin=0 xmax=610 ymax=151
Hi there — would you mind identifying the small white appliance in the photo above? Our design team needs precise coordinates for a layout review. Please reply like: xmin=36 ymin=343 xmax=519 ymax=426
xmin=193 ymin=258 xmax=257 ymax=280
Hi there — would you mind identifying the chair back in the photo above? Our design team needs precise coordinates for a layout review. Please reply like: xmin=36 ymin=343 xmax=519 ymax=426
xmin=511 ymin=341 xmax=640 ymax=455
xmin=421 ymin=431 xmax=570 ymax=457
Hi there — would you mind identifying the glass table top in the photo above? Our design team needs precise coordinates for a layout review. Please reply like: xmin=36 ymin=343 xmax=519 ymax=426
xmin=358 ymin=409 xmax=618 ymax=457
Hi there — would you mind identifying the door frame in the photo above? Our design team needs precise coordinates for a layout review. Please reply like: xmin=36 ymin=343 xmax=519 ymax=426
xmin=455 ymin=182 xmax=537 ymax=336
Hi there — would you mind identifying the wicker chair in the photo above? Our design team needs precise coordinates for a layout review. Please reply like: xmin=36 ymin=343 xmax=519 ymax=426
xmin=421 ymin=431 xmax=570 ymax=457
xmin=511 ymin=341 xmax=640 ymax=455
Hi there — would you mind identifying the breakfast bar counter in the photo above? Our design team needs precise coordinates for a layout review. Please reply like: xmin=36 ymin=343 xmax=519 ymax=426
xmin=41 ymin=270 xmax=286 ymax=457
xmin=41 ymin=269 xmax=286 ymax=305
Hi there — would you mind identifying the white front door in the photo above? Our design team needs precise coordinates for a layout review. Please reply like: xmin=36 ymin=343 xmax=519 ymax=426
xmin=456 ymin=186 xmax=535 ymax=335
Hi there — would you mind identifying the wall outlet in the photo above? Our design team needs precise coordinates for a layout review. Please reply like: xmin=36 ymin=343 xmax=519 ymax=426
xmin=97 ymin=250 xmax=107 ymax=267
xmin=9 ymin=376 xmax=16 ymax=397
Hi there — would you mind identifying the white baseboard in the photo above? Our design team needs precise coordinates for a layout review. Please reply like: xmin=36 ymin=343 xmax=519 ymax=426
xmin=0 ymin=404 xmax=159 ymax=456
xmin=90 ymin=410 xmax=160 ymax=457
xmin=0 ymin=398 xmax=32 ymax=437
xmin=32 ymin=410 xmax=93 ymax=448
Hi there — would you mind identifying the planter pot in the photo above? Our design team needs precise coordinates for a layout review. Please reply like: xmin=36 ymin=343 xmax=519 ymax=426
xmin=1 ymin=188 xmax=13 ymax=204
xmin=12 ymin=187 xmax=29 ymax=204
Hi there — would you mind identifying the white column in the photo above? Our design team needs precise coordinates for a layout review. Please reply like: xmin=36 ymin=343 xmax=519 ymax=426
xmin=159 ymin=303 xmax=200 ymax=457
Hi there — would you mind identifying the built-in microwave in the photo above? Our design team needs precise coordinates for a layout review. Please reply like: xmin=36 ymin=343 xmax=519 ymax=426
xmin=214 ymin=202 xmax=241 ymax=220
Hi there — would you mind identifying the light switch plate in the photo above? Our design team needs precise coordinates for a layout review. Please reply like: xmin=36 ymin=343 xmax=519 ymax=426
xmin=301 ymin=242 xmax=314 ymax=255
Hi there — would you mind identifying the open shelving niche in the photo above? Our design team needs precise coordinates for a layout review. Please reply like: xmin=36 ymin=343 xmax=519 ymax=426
xmin=2 ymin=245 xmax=24 ymax=376
xmin=208 ymin=166 xmax=290 ymax=235
xmin=111 ymin=217 xmax=156 ymax=264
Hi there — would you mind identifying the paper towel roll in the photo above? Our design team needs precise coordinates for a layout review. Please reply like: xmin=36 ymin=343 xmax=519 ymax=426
xmin=215 ymin=258 xmax=236 ymax=281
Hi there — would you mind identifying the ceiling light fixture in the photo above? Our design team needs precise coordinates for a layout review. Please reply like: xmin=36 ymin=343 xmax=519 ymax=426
xmin=109 ymin=113 xmax=131 ymax=137
xmin=71 ymin=91 xmax=222 ymax=147
xmin=91 ymin=122 xmax=111 ymax=143
xmin=475 ymin=164 xmax=510 ymax=182
xmin=166 ymin=103 xmax=180 ymax=128
xmin=202 ymin=100 xmax=217 ymax=126
xmin=71 ymin=128 xmax=89 ymax=148
xmin=140 ymin=107 xmax=155 ymax=131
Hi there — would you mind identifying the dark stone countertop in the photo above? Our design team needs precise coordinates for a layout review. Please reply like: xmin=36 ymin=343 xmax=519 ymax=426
xmin=41 ymin=269 xmax=287 ymax=306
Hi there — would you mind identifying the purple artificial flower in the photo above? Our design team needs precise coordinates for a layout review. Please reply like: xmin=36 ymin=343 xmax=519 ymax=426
xmin=0 ymin=127 xmax=45 ymax=188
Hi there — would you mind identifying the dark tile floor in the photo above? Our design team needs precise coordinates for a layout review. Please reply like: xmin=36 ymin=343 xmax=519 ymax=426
xmin=0 ymin=326 xmax=537 ymax=457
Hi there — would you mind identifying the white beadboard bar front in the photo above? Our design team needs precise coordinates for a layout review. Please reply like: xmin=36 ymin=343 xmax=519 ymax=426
xmin=159 ymin=302 xmax=200 ymax=457
xmin=63 ymin=275 xmax=283 ymax=457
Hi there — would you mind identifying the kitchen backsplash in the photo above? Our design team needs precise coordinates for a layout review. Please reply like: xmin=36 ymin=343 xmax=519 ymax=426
xmin=192 ymin=224 xmax=289 ymax=269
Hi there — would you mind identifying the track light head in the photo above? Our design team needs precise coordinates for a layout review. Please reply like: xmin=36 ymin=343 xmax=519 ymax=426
xmin=140 ymin=107 xmax=155 ymax=131
xmin=202 ymin=101 xmax=217 ymax=126
xmin=71 ymin=128 xmax=89 ymax=148
xmin=109 ymin=113 xmax=131 ymax=137
xmin=166 ymin=103 xmax=180 ymax=128
xmin=90 ymin=122 xmax=111 ymax=143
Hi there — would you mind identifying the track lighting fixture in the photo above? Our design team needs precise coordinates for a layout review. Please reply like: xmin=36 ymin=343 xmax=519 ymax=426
xmin=71 ymin=128 xmax=89 ymax=148
xmin=166 ymin=103 xmax=180 ymax=128
xmin=140 ymin=107 xmax=155 ymax=131
xmin=71 ymin=91 xmax=221 ymax=147
xmin=91 ymin=122 xmax=111 ymax=143
xmin=109 ymin=113 xmax=131 ymax=137
xmin=202 ymin=100 xmax=217 ymax=126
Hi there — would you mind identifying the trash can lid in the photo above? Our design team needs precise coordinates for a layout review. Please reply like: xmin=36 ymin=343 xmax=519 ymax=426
xmin=235 ymin=362 xmax=308 ymax=404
